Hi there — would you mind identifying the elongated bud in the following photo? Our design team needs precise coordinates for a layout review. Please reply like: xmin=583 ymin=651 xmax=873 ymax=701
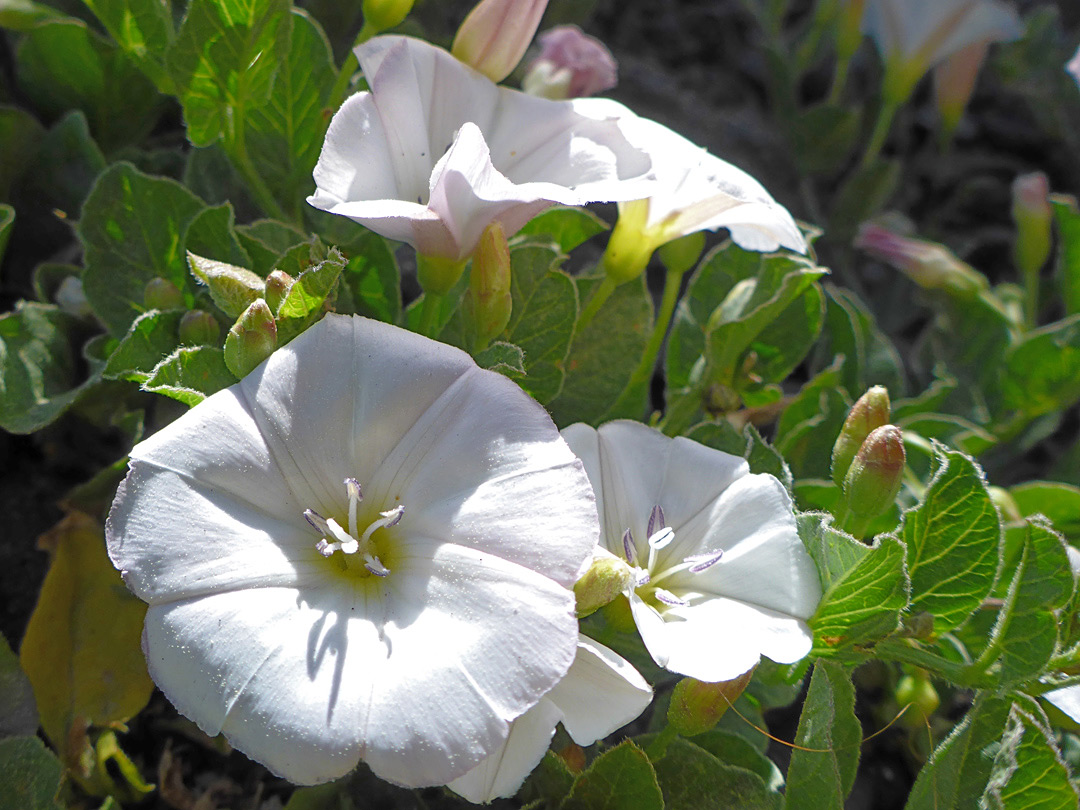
xmin=187 ymin=253 xmax=265 ymax=318
xmin=362 ymin=0 xmax=414 ymax=34
xmin=832 ymin=386 xmax=891 ymax=485
xmin=657 ymin=232 xmax=706 ymax=277
xmin=574 ymin=554 xmax=632 ymax=618
xmin=178 ymin=310 xmax=221 ymax=346
xmin=465 ymin=222 xmax=513 ymax=352
xmin=855 ymin=223 xmax=988 ymax=298
xmin=934 ymin=40 xmax=989 ymax=143
xmin=1011 ymin=172 xmax=1052 ymax=279
xmin=602 ymin=199 xmax=655 ymax=284
xmin=224 ymin=299 xmax=277 ymax=378
xmin=263 ymin=270 xmax=295 ymax=316
xmin=143 ymin=277 xmax=184 ymax=310
xmin=667 ymin=668 xmax=756 ymax=737
xmin=452 ymin=0 xmax=549 ymax=83
xmin=843 ymin=425 xmax=905 ymax=521
xmin=522 ymin=25 xmax=617 ymax=100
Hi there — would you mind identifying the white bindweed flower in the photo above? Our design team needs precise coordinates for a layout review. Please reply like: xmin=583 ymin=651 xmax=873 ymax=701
xmin=106 ymin=314 xmax=600 ymax=787
xmin=308 ymin=35 xmax=653 ymax=262
xmin=561 ymin=420 xmax=822 ymax=683
xmin=447 ymin=634 xmax=652 ymax=804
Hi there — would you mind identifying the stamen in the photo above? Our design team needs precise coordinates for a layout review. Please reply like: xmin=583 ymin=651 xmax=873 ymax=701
xmin=687 ymin=549 xmax=724 ymax=573
xmin=304 ymin=509 xmax=330 ymax=535
xmin=654 ymin=588 xmax=690 ymax=607
xmin=622 ymin=528 xmax=637 ymax=565
xmin=635 ymin=569 xmax=651 ymax=587
xmin=647 ymin=504 xmax=666 ymax=538
xmin=345 ymin=477 xmax=362 ymax=537
xmin=647 ymin=526 xmax=675 ymax=570
xmin=360 ymin=505 xmax=405 ymax=545
xmin=364 ymin=553 xmax=391 ymax=577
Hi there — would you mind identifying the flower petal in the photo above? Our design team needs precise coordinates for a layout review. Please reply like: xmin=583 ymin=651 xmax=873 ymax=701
xmin=1045 ymin=685 xmax=1080 ymax=724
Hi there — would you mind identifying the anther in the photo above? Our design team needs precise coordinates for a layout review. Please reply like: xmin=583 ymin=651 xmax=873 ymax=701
xmin=687 ymin=549 xmax=724 ymax=573
xmin=622 ymin=528 xmax=637 ymax=565
xmin=647 ymin=504 xmax=666 ymax=538
xmin=654 ymin=588 xmax=689 ymax=607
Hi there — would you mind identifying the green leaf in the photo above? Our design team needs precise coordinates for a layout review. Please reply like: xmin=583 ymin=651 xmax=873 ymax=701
xmin=502 ymin=242 xmax=577 ymax=404
xmin=1010 ymin=481 xmax=1080 ymax=544
xmin=800 ymin=514 xmax=909 ymax=652
xmin=1001 ymin=314 xmax=1080 ymax=418
xmin=816 ymin=284 xmax=906 ymax=398
xmin=685 ymin=420 xmax=746 ymax=457
xmin=22 ymin=112 xmax=106 ymax=219
xmin=17 ymin=19 xmax=162 ymax=150
xmin=188 ymin=254 xmax=265 ymax=318
xmin=985 ymin=701 xmax=1080 ymax=810
xmin=747 ymin=281 xmax=825 ymax=387
xmin=0 ymin=632 xmax=37 ymax=738
xmin=80 ymin=0 xmax=174 ymax=92
xmin=897 ymin=413 xmax=997 ymax=457
xmin=829 ymin=157 xmax=901 ymax=240
xmin=984 ymin=519 xmax=1074 ymax=687
xmin=0 ymin=736 xmax=62 ymax=810
xmin=775 ymin=358 xmax=850 ymax=480
xmin=904 ymin=695 xmax=1012 ymax=810
xmin=184 ymin=202 xmax=252 ymax=270
xmin=275 ymin=248 xmax=345 ymax=342
xmin=652 ymin=737 xmax=782 ymax=810
xmin=785 ymin=661 xmax=861 ymax=810
xmin=562 ymin=741 xmax=663 ymax=810
xmin=689 ymin=730 xmax=784 ymax=789
xmin=549 ymin=273 xmax=651 ymax=427
xmin=0 ymin=0 xmax=63 ymax=31
xmin=900 ymin=447 xmax=1002 ymax=634
xmin=517 ymin=206 xmax=609 ymax=252
xmin=168 ymin=0 xmax=292 ymax=148
xmin=1051 ymin=195 xmax=1080 ymax=317
xmin=787 ymin=102 xmax=861 ymax=176
xmin=103 ymin=310 xmax=184 ymax=382
xmin=475 ymin=341 xmax=526 ymax=377
xmin=0 ymin=204 xmax=12 ymax=267
xmin=0 ymin=302 xmax=100 ymax=434
xmin=246 ymin=10 xmax=334 ymax=217
xmin=340 ymin=230 xmax=402 ymax=324
xmin=80 ymin=163 xmax=209 ymax=335
xmin=142 ymin=346 xmax=236 ymax=405
xmin=520 ymin=751 xmax=576 ymax=807
xmin=0 ymin=105 xmax=45 ymax=199
xmin=687 ymin=421 xmax=794 ymax=488
xmin=237 ymin=219 xmax=308 ymax=274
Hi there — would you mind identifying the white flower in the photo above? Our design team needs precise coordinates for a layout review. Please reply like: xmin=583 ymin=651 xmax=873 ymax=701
xmin=447 ymin=634 xmax=652 ymax=804
xmin=106 ymin=314 xmax=600 ymax=787
xmin=561 ymin=420 xmax=822 ymax=683
xmin=308 ymin=35 xmax=653 ymax=262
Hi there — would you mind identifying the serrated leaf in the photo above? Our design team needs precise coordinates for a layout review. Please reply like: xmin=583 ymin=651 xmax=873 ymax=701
xmin=984 ymin=702 xmax=1079 ymax=810
xmin=21 ymin=112 xmax=106 ymax=221
xmin=652 ymin=737 xmax=781 ymax=810
xmin=800 ymin=514 xmax=909 ymax=652
xmin=184 ymin=202 xmax=252 ymax=270
xmin=517 ymin=206 xmax=609 ymax=252
xmin=188 ymin=253 xmax=264 ymax=318
xmin=549 ymin=273 xmax=651 ymax=427
xmin=102 ymin=309 xmax=184 ymax=382
xmin=904 ymin=695 xmax=1012 ymax=810
xmin=0 ymin=736 xmax=62 ymax=810
xmin=562 ymin=741 xmax=662 ymax=810
xmin=520 ymin=750 xmax=576 ymax=807
xmin=897 ymin=413 xmax=997 ymax=457
xmin=900 ymin=447 xmax=1002 ymax=634
xmin=1051 ymin=195 xmax=1080 ymax=316
xmin=339 ymin=229 xmax=401 ymax=324
xmin=503 ymin=242 xmax=577 ymax=404
xmin=746 ymin=281 xmax=825 ymax=386
xmin=689 ymin=730 xmax=784 ymax=789
xmin=475 ymin=341 xmax=525 ymax=376
xmin=80 ymin=0 xmax=174 ymax=92
xmin=685 ymin=420 xmax=746 ymax=456
xmin=168 ymin=0 xmax=292 ymax=148
xmin=80 ymin=163 xmax=209 ymax=335
xmin=984 ymin=519 xmax=1073 ymax=686
xmin=744 ymin=424 xmax=794 ymax=491
xmin=275 ymin=248 xmax=345 ymax=342
xmin=237 ymin=219 xmax=308 ymax=274
xmin=1001 ymin=314 xmax=1080 ymax=418
xmin=0 ymin=633 xmax=37 ymax=739
xmin=142 ymin=345 xmax=235 ymax=405
xmin=785 ymin=661 xmax=861 ymax=810
xmin=19 ymin=512 xmax=153 ymax=760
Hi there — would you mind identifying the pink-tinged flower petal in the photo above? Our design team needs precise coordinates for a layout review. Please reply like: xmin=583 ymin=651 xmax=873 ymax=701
xmin=451 ymin=0 xmax=549 ymax=83
xmin=109 ymin=314 xmax=598 ymax=786
xmin=524 ymin=25 xmax=618 ymax=99
xmin=309 ymin=36 xmax=654 ymax=260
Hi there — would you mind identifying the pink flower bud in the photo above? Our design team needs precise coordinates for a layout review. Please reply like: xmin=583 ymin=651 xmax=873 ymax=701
xmin=843 ymin=425 xmax=905 ymax=521
xmin=832 ymin=386 xmax=891 ymax=486
xmin=855 ymin=222 xmax=988 ymax=297
xmin=1011 ymin=172 xmax=1052 ymax=277
xmin=522 ymin=25 xmax=617 ymax=100
xmin=452 ymin=0 xmax=549 ymax=83
xmin=933 ymin=39 xmax=989 ymax=138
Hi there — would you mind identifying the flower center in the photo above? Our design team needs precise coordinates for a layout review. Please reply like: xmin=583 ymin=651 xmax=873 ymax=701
xmin=619 ymin=504 xmax=724 ymax=609
xmin=304 ymin=477 xmax=402 ymax=578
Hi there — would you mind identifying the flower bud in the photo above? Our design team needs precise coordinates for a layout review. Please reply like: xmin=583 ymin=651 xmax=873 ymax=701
xmin=465 ymin=222 xmax=513 ymax=352
xmin=842 ymin=425 xmax=905 ymax=521
xmin=56 ymin=276 xmax=92 ymax=318
xmin=187 ymin=253 xmax=265 ymax=319
xmin=416 ymin=253 xmax=467 ymax=297
xmin=1011 ymin=172 xmax=1052 ymax=280
xmin=522 ymin=25 xmax=617 ymax=100
xmin=178 ymin=310 xmax=221 ymax=346
xmin=657 ymin=232 xmax=706 ymax=277
xmin=835 ymin=0 xmax=866 ymax=63
xmin=224 ymin=299 xmax=277 ymax=379
xmin=573 ymin=554 xmax=632 ymax=618
xmin=667 ymin=668 xmax=755 ymax=737
xmin=143 ymin=277 xmax=184 ymax=310
xmin=1069 ymin=45 xmax=1080 ymax=89
xmin=855 ymin=223 xmax=988 ymax=298
xmin=452 ymin=0 xmax=549 ymax=83
xmin=263 ymin=270 xmax=295 ymax=316
xmin=933 ymin=40 xmax=988 ymax=141
xmin=362 ymin=0 xmax=415 ymax=34
xmin=832 ymin=386 xmax=891 ymax=486
xmin=895 ymin=670 xmax=940 ymax=730
xmin=602 ymin=199 xmax=654 ymax=285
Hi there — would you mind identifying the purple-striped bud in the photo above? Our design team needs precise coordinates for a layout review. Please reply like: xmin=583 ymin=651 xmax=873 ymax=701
xmin=842 ymin=425 xmax=905 ymax=520
xmin=855 ymin=223 xmax=988 ymax=298
xmin=522 ymin=25 xmax=617 ymax=99
xmin=452 ymin=0 xmax=549 ymax=83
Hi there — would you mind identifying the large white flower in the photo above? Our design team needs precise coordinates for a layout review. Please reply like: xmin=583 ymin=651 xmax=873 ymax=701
xmin=106 ymin=314 xmax=599 ymax=787
xmin=308 ymin=35 xmax=653 ymax=262
xmin=447 ymin=634 xmax=652 ymax=804
xmin=561 ymin=420 xmax=822 ymax=683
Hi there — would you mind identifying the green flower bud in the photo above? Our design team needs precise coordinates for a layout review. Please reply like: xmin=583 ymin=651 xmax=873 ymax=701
xmin=842 ymin=425 xmax=905 ymax=521
xmin=657 ymin=231 xmax=706 ymax=276
xmin=362 ymin=0 xmax=415 ymax=34
xmin=465 ymin=222 xmax=512 ymax=352
xmin=601 ymin=199 xmax=654 ymax=285
xmin=178 ymin=310 xmax=221 ymax=346
xmin=187 ymin=253 xmax=265 ymax=319
xmin=1011 ymin=172 xmax=1052 ymax=280
xmin=667 ymin=668 xmax=755 ymax=737
xmin=416 ymin=253 xmax=468 ymax=297
xmin=143 ymin=277 xmax=184 ymax=310
xmin=224 ymin=299 xmax=278 ymax=379
xmin=895 ymin=671 xmax=940 ymax=730
xmin=855 ymin=223 xmax=988 ymax=299
xmin=832 ymin=386 xmax=891 ymax=486
xmin=264 ymin=270 xmax=295 ymax=316
xmin=573 ymin=554 xmax=632 ymax=618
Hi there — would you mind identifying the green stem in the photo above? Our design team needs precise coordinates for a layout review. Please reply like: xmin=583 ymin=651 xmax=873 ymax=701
xmin=1022 ymin=263 xmax=1039 ymax=330
xmin=658 ymin=382 xmax=706 ymax=437
xmin=327 ymin=23 xmax=378 ymax=113
xmin=874 ymin=639 xmax=993 ymax=688
xmin=860 ymin=98 xmax=901 ymax=169
xmin=625 ymin=267 xmax=684 ymax=398
xmin=576 ymin=276 xmax=618 ymax=334
xmin=229 ymin=115 xmax=289 ymax=224
xmin=418 ymin=293 xmax=443 ymax=338
xmin=828 ymin=53 xmax=852 ymax=105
